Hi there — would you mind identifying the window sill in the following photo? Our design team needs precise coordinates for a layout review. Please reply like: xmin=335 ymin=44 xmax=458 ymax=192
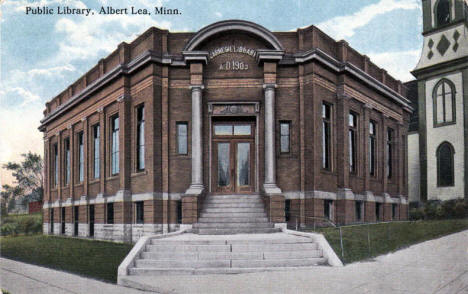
xmin=320 ymin=169 xmax=336 ymax=176
xmin=74 ymin=183 xmax=84 ymax=187
xmin=89 ymin=179 xmax=100 ymax=184
xmin=106 ymin=175 xmax=119 ymax=181
xmin=132 ymin=170 xmax=147 ymax=177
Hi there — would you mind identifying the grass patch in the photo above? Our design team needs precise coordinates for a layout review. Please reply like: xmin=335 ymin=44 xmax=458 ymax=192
xmin=0 ymin=235 xmax=132 ymax=283
xmin=314 ymin=219 xmax=468 ymax=264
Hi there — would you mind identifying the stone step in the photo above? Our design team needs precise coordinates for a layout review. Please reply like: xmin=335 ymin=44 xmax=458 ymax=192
xmin=152 ymin=238 xmax=314 ymax=245
xmin=231 ymin=242 xmax=318 ymax=252
xmin=200 ymin=212 xmax=266 ymax=218
xmin=140 ymin=249 xmax=322 ymax=260
xmin=208 ymin=195 xmax=262 ymax=200
xmin=232 ymin=258 xmax=327 ymax=268
xmin=194 ymin=222 xmax=274 ymax=229
xmin=197 ymin=217 xmax=268 ymax=223
xmin=135 ymin=259 xmax=230 ymax=269
xmin=128 ymin=266 xmax=323 ymax=276
xmin=196 ymin=228 xmax=281 ymax=235
xmin=204 ymin=203 xmax=264 ymax=208
xmin=203 ymin=207 xmax=265 ymax=213
xmin=146 ymin=244 xmax=230 ymax=252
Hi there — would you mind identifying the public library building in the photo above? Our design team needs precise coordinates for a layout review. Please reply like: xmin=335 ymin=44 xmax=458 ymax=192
xmin=40 ymin=20 xmax=412 ymax=242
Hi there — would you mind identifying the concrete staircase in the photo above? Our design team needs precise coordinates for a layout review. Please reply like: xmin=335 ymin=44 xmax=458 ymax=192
xmin=192 ymin=194 xmax=280 ymax=235
xmin=127 ymin=234 xmax=327 ymax=276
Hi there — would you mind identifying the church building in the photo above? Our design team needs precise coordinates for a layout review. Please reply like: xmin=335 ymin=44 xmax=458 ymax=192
xmin=39 ymin=20 xmax=412 ymax=242
xmin=407 ymin=0 xmax=468 ymax=203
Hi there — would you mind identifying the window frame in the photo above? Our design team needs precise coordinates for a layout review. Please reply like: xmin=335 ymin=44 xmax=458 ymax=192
xmin=136 ymin=105 xmax=145 ymax=171
xmin=348 ymin=112 xmax=358 ymax=174
xmin=386 ymin=128 xmax=394 ymax=179
xmin=279 ymin=121 xmax=291 ymax=154
xmin=369 ymin=121 xmax=377 ymax=177
xmin=355 ymin=201 xmax=363 ymax=222
xmin=321 ymin=102 xmax=332 ymax=171
xmin=106 ymin=202 xmax=114 ymax=224
xmin=436 ymin=141 xmax=455 ymax=187
xmin=64 ymin=138 xmax=70 ymax=185
xmin=110 ymin=115 xmax=120 ymax=176
xmin=432 ymin=79 xmax=456 ymax=128
xmin=53 ymin=143 xmax=58 ymax=187
xmin=434 ymin=0 xmax=451 ymax=27
xmin=93 ymin=124 xmax=100 ymax=179
xmin=135 ymin=201 xmax=144 ymax=224
xmin=176 ymin=122 xmax=188 ymax=155
xmin=77 ymin=132 xmax=84 ymax=183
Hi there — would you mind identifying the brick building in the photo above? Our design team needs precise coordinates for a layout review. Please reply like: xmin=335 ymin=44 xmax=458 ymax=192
xmin=40 ymin=20 xmax=411 ymax=242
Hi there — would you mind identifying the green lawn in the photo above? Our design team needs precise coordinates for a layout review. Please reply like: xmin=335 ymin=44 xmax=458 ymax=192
xmin=315 ymin=219 xmax=468 ymax=264
xmin=0 ymin=235 xmax=133 ymax=283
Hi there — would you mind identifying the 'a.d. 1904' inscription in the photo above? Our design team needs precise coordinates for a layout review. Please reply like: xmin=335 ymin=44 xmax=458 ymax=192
xmin=218 ymin=61 xmax=249 ymax=71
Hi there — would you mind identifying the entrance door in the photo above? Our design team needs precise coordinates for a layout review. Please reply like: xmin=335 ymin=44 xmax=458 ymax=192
xmin=213 ymin=121 xmax=255 ymax=193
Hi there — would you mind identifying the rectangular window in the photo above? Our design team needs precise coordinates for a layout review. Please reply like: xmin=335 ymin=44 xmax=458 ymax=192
xmin=176 ymin=200 xmax=182 ymax=224
xmin=135 ymin=201 xmax=144 ymax=224
xmin=106 ymin=203 xmax=114 ymax=224
xmin=111 ymin=116 xmax=119 ymax=175
xmin=349 ymin=113 xmax=357 ymax=173
xmin=54 ymin=144 xmax=58 ymax=187
xmin=392 ymin=203 xmax=397 ymax=220
xmin=78 ymin=132 xmax=84 ymax=182
xmin=355 ymin=201 xmax=363 ymax=222
xmin=93 ymin=125 xmax=100 ymax=179
xmin=324 ymin=200 xmax=333 ymax=220
xmin=322 ymin=103 xmax=332 ymax=170
xmin=61 ymin=207 xmax=65 ymax=234
xmin=375 ymin=203 xmax=381 ymax=221
xmin=280 ymin=122 xmax=290 ymax=153
xmin=74 ymin=206 xmax=79 ymax=236
xmin=386 ymin=128 xmax=394 ymax=179
xmin=177 ymin=122 xmax=188 ymax=155
xmin=64 ymin=138 xmax=70 ymax=185
xmin=136 ymin=105 xmax=145 ymax=171
xmin=285 ymin=199 xmax=291 ymax=222
xmin=369 ymin=121 xmax=376 ymax=176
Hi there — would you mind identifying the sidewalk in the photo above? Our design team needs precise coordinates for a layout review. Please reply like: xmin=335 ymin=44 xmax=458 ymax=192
xmin=0 ymin=258 xmax=149 ymax=294
xmin=1 ymin=230 xmax=467 ymax=294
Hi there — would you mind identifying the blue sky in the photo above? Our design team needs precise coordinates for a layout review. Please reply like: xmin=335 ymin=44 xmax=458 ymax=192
xmin=0 ymin=0 xmax=423 ymax=185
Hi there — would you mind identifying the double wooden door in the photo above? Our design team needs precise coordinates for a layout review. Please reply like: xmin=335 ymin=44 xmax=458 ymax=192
xmin=212 ymin=121 xmax=255 ymax=193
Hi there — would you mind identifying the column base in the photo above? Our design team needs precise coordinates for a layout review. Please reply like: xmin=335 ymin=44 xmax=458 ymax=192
xmin=263 ymin=183 xmax=282 ymax=195
xmin=185 ymin=184 xmax=204 ymax=195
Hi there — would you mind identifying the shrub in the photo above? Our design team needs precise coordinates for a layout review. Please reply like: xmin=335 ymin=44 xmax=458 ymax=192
xmin=1 ymin=223 xmax=19 ymax=236
xmin=413 ymin=199 xmax=468 ymax=220
xmin=409 ymin=208 xmax=424 ymax=220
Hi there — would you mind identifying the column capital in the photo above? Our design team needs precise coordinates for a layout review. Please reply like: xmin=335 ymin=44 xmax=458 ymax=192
xmin=116 ymin=94 xmax=131 ymax=103
xmin=189 ymin=84 xmax=205 ymax=91
xmin=263 ymin=83 xmax=277 ymax=90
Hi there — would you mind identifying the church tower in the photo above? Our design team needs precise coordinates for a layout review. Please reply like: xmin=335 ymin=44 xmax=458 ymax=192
xmin=411 ymin=0 xmax=468 ymax=201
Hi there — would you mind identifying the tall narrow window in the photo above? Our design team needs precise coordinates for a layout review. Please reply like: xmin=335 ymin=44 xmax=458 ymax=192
xmin=436 ymin=142 xmax=455 ymax=187
xmin=433 ymin=79 xmax=456 ymax=126
xmin=106 ymin=202 xmax=114 ymax=224
xmin=135 ymin=201 xmax=144 ymax=224
xmin=369 ymin=121 xmax=376 ymax=176
xmin=93 ymin=125 xmax=100 ymax=179
xmin=322 ymin=103 xmax=332 ymax=170
xmin=61 ymin=207 xmax=66 ymax=234
xmin=392 ymin=204 xmax=397 ymax=220
xmin=136 ymin=105 xmax=145 ymax=171
xmin=386 ymin=128 xmax=394 ymax=179
xmin=78 ymin=132 xmax=84 ymax=182
xmin=280 ymin=121 xmax=290 ymax=154
xmin=349 ymin=113 xmax=357 ymax=173
xmin=177 ymin=122 xmax=188 ymax=155
xmin=355 ymin=201 xmax=363 ymax=222
xmin=54 ymin=144 xmax=58 ymax=187
xmin=324 ymin=200 xmax=333 ymax=220
xmin=375 ymin=203 xmax=381 ymax=221
xmin=64 ymin=138 xmax=70 ymax=185
xmin=111 ymin=116 xmax=119 ymax=175
xmin=436 ymin=0 xmax=451 ymax=27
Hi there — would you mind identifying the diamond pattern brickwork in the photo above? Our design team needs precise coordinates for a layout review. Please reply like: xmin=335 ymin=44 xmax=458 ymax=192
xmin=437 ymin=35 xmax=450 ymax=56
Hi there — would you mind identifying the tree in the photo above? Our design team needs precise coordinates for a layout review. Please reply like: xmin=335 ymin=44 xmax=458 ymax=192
xmin=1 ymin=184 xmax=24 ymax=213
xmin=3 ymin=152 xmax=43 ymax=202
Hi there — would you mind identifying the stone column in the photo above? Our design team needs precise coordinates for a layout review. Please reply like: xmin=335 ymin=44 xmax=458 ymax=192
xmin=263 ymin=83 xmax=281 ymax=194
xmin=185 ymin=85 xmax=205 ymax=195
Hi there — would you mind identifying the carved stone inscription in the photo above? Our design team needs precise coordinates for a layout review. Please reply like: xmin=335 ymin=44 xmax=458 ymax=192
xmin=209 ymin=44 xmax=256 ymax=72
xmin=211 ymin=104 xmax=257 ymax=115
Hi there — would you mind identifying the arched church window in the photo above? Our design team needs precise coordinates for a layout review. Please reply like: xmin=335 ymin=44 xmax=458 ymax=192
xmin=433 ymin=79 xmax=456 ymax=127
xmin=436 ymin=142 xmax=454 ymax=187
xmin=436 ymin=0 xmax=451 ymax=27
